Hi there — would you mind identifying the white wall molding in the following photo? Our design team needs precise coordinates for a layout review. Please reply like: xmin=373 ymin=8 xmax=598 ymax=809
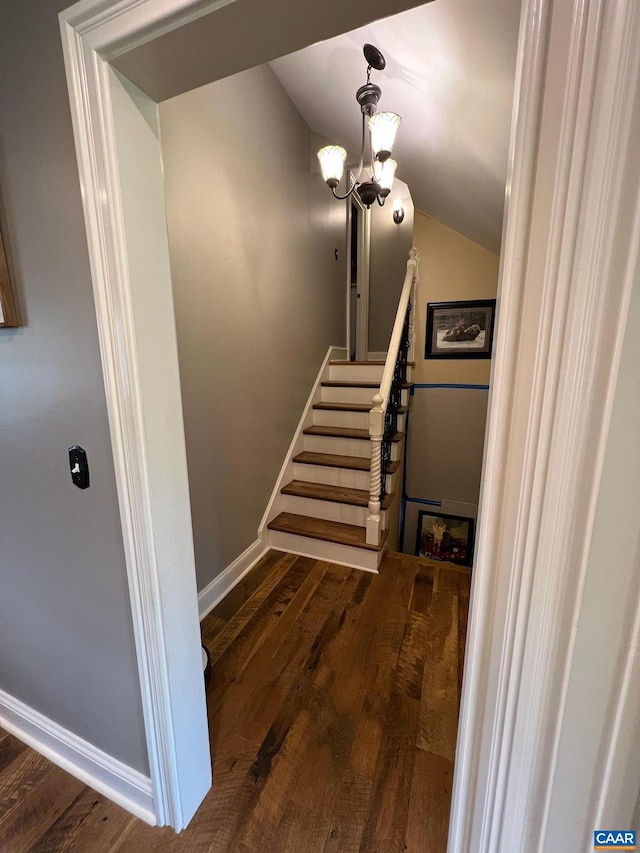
xmin=449 ymin=0 xmax=640 ymax=850
xmin=0 ymin=689 xmax=155 ymax=825
xmin=58 ymin=0 xmax=238 ymax=831
xmin=198 ymin=540 xmax=268 ymax=621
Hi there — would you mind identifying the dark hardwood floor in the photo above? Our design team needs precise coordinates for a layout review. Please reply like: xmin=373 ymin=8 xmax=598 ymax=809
xmin=0 ymin=549 xmax=470 ymax=852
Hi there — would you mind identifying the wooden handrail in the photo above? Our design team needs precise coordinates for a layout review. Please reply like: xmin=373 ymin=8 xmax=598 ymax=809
xmin=366 ymin=247 xmax=419 ymax=546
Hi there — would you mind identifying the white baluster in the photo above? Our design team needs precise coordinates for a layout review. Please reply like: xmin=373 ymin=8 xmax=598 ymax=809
xmin=367 ymin=393 xmax=385 ymax=546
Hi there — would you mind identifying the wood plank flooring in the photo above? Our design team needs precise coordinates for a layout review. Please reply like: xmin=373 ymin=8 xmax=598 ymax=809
xmin=0 ymin=549 xmax=470 ymax=852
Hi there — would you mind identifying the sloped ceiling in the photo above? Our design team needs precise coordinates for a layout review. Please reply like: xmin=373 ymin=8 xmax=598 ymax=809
xmin=270 ymin=0 xmax=520 ymax=253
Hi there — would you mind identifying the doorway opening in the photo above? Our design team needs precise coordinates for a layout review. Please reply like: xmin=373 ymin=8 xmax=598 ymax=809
xmin=63 ymin=0 xmax=517 ymax=833
xmin=346 ymin=188 xmax=370 ymax=361
xmin=62 ymin=0 xmax=516 ymax=825
xmin=349 ymin=198 xmax=358 ymax=361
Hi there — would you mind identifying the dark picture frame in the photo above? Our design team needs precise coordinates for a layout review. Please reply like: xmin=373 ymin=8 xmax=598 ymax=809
xmin=415 ymin=510 xmax=475 ymax=567
xmin=425 ymin=299 xmax=496 ymax=359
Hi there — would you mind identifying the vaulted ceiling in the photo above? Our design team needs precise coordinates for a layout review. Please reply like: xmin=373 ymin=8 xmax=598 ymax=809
xmin=270 ymin=0 xmax=520 ymax=253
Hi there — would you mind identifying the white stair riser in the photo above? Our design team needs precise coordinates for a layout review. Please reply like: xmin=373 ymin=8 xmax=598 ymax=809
xmin=304 ymin=434 xmax=401 ymax=461
xmin=293 ymin=463 xmax=394 ymax=493
xmin=328 ymin=364 xmax=413 ymax=383
xmin=329 ymin=364 xmax=384 ymax=382
xmin=265 ymin=532 xmax=382 ymax=573
xmin=279 ymin=494 xmax=386 ymax=528
xmin=321 ymin=386 xmax=380 ymax=404
xmin=321 ymin=386 xmax=410 ymax=406
xmin=313 ymin=410 xmax=369 ymax=429
xmin=313 ymin=410 xmax=406 ymax=431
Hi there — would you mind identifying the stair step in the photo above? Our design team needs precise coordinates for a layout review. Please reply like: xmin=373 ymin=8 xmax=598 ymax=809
xmin=330 ymin=360 xmax=415 ymax=366
xmin=304 ymin=425 xmax=404 ymax=443
xmin=293 ymin=451 xmax=400 ymax=474
xmin=281 ymin=480 xmax=395 ymax=510
xmin=314 ymin=402 xmax=371 ymax=413
xmin=321 ymin=380 xmax=412 ymax=389
xmin=314 ymin=402 xmax=409 ymax=414
xmin=267 ymin=512 xmax=389 ymax=552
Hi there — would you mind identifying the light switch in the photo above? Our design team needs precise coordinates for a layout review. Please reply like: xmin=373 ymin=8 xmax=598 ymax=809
xmin=68 ymin=445 xmax=90 ymax=489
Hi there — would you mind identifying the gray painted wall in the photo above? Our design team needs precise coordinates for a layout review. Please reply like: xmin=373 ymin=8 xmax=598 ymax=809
xmin=159 ymin=65 xmax=346 ymax=591
xmin=405 ymin=388 xmax=489 ymax=505
xmin=368 ymin=181 xmax=415 ymax=352
xmin=0 ymin=0 xmax=148 ymax=772
xmin=402 ymin=387 xmax=488 ymax=553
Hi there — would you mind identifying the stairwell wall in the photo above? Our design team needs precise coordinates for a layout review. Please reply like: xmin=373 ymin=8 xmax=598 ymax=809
xmin=159 ymin=64 xmax=346 ymax=591
xmin=368 ymin=178 xmax=415 ymax=354
xmin=402 ymin=211 xmax=499 ymax=554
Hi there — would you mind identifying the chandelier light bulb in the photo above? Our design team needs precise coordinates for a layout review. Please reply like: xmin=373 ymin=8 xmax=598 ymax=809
xmin=368 ymin=112 xmax=402 ymax=161
xmin=374 ymin=158 xmax=397 ymax=195
xmin=317 ymin=145 xmax=347 ymax=188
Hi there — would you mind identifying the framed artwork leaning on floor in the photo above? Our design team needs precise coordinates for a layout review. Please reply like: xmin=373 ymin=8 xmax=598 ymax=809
xmin=415 ymin=510 xmax=475 ymax=567
xmin=425 ymin=299 xmax=495 ymax=358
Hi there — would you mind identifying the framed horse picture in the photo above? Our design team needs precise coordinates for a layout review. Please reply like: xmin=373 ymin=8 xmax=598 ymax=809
xmin=425 ymin=299 xmax=495 ymax=359
xmin=0 ymin=229 xmax=18 ymax=328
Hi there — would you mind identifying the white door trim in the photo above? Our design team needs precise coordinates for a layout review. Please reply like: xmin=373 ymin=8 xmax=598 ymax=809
xmin=57 ymin=0 xmax=640 ymax=839
xmin=354 ymin=191 xmax=370 ymax=361
xmin=345 ymin=177 xmax=371 ymax=361
xmin=449 ymin=0 xmax=640 ymax=849
xmin=57 ymin=0 xmax=243 ymax=831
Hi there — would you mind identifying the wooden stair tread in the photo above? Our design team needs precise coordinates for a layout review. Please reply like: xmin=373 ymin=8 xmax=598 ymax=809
xmin=314 ymin=402 xmax=371 ymax=413
xmin=330 ymin=360 xmax=415 ymax=366
xmin=282 ymin=480 xmax=394 ymax=510
xmin=321 ymin=380 xmax=412 ymax=389
xmin=293 ymin=451 xmax=400 ymax=473
xmin=304 ymin=425 xmax=404 ymax=443
xmin=314 ymin=402 xmax=409 ymax=413
xmin=267 ymin=512 xmax=389 ymax=552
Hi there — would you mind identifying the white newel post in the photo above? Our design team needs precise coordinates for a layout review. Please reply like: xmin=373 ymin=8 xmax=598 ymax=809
xmin=367 ymin=393 xmax=385 ymax=546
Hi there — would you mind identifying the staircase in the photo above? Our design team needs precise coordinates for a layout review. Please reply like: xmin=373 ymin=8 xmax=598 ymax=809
xmin=260 ymin=249 xmax=419 ymax=573
xmin=266 ymin=360 xmax=413 ymax=571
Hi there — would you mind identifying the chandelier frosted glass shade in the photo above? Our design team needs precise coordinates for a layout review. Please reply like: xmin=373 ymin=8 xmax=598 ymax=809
xmin=368 ymin=112 xmax=402 ymax=161
xmin=317 ymin=145 xmax=347 ymax=188
xmin=374 ymin=158 xmax=397 ymax=194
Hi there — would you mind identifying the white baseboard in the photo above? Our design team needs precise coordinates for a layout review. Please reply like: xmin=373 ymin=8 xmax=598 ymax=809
xmin=0 ymin=688 xmax=155 ymax=825
xmin=198 ymin=539 xmax=269 ymax=621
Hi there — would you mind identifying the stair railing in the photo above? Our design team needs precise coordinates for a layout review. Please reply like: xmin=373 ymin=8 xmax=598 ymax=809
xmin=367 ymin=247 xmax=419 ymax=546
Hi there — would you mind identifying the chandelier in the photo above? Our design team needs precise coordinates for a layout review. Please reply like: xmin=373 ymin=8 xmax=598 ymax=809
xmin=317 ymin=44 xmax=401 ymax=208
